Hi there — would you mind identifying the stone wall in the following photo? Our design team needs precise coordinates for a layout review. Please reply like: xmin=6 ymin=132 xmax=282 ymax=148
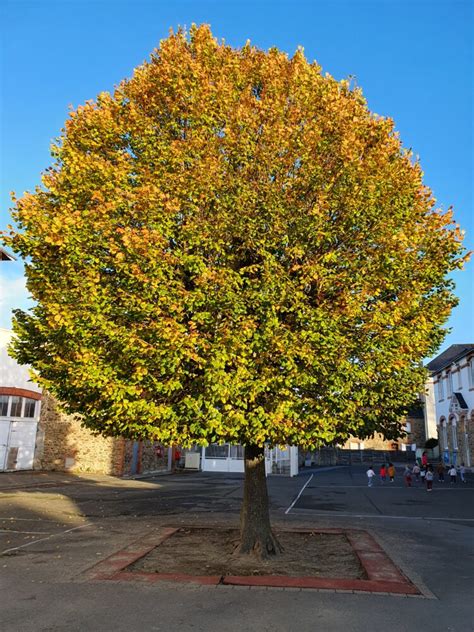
xmin=407 ymin=415 xmax=426 ymax=449
xmin=342 ymin=433 xmax=406 ymax=451
xmin=468 ymin=412 xmax=474 ymax=466
xmin=437 ymin=411 xmax=474 ymax=466
xmin=35 ymin=393 xmax=124 ymax=475
xmin=121 ymin=440 xmax=169 ymax=476
xmin=341 ymin=407 xmax=426 ymax=452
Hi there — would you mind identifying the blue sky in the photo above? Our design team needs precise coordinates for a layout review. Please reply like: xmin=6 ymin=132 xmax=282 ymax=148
xmin=1 ymin=0 xmax=472 ymax=359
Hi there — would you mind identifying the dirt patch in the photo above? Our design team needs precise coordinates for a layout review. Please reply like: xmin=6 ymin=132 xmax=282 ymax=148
xmin=130 ymin=528 xmax=366 ymax=579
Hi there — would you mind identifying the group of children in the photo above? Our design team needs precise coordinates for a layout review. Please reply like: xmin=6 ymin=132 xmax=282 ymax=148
xmin=366 ymin=460 xmax=468 ymax=491
xmin=366 ymin=462 xmax=396 ymax=487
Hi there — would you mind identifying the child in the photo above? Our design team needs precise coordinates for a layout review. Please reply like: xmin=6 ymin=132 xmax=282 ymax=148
xmin=436 ymin=462 xmax=445 ymax=483
xmin=420 ymin=467 xmax=427 ymax=485
xmin=448 ymin=465 xmax=457 ymax=484
xmin=403 ymin=465 xmax=412 ymax=487
xmin=412 ymin=463 xmax=420 ymax=482
xmin=459 ymin=463 xmax=467 ymax=484
xmin=425 ymin=467 xmax=434 ymax=492
xmin=387 ymin=463 xmax=396 ymax=483
xmin=367 ymin=466 xmax=376 ymax=487
xmin=379 ymin=464 xmax=387 ymax=484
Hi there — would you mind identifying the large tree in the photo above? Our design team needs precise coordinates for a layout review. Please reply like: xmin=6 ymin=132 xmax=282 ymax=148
xmin=4 ymin=26 xmax=467 ymax=557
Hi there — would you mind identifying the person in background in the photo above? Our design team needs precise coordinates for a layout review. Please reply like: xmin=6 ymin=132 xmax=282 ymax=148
xmin=422 ymin=451 xmax=428 ymax=468
xmin=387 ymin=463 xmax=396 ymax=483
xmin=425 ymin=466 xmax=434 ymax=492
xmin=459 ymin=463 xmax=467 ymax=484
xmin=420 ymin=466 xmax=427 ymax=486
xmin=367 ymin=466 xmax=376 ymax=487
xmin=436 ymin=461 xmax=445 ymax=483
xmin=448 ymin=465 xmax=457 ymax=484
xmin=412 ymin=463 xmax=421 ymax=482
xmin=403 ymin=465 xmax=413 ymax=487
xmin=379 ymin=463 xmax=387 ymax=484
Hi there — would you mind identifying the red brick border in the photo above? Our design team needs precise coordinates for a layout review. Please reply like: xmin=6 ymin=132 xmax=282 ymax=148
xmin=0 ymin=387 xmax=42 ymax=400
xmin=85 ymin=526 xmax=422 ymax=595
xmin=86 ymin=528 xmax=178 ymax=581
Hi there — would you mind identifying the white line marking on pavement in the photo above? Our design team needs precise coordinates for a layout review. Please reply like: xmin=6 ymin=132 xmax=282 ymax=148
xmin=299 ymin=485 xmax=474 ymax=490
xmin=285 ymin=474 xmax=313 ymax=515
xmin=1 ymin=522 xmax=93 ymax=556
xmin=289 ymin=510 xmax=474 ymax=522
xmin=0 ymin=529 xmax=51 ymax=535
xmin=0 ymin=517 xmax=64 ymax=522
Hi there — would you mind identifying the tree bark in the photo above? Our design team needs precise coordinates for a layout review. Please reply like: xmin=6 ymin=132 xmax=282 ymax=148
xmin=237 ymin=444 xmax=283 ymax=559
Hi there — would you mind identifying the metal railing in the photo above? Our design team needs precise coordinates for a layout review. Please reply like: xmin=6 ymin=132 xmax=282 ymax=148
xmin=302 ymin=447 xmax=417 ymax=467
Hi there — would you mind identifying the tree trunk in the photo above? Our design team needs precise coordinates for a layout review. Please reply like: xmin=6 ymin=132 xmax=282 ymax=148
xmin=237 ymin=444 xmax=283 ymax=558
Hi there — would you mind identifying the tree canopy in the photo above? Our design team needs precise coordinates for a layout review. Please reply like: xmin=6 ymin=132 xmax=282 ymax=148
xmin=5 ymin=25 xmax=467 ymax=449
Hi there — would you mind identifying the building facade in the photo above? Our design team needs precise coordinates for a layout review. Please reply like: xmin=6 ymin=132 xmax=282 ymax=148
xmin=1 ymin=329 xmax=297 ymax=476
xmin=425 ymin=344 xmax=474 ymax=467
xmin=0 ymin=328 xmax=171 ymax=475
xmin=340 ymin=404 xmax=426 ymax=454
xmin=0 ymin=329 xmax=42 ymax=471
xmin=199 ymin=443 xmax=298 ymax=476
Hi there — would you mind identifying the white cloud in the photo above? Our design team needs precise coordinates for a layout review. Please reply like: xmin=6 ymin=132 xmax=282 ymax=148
xmin=0 ymin=267 xmax=34 ymax=329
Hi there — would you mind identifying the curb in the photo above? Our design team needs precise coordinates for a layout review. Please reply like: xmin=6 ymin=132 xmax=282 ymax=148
xmin=85 ymin=526 xmax=425 ymax=597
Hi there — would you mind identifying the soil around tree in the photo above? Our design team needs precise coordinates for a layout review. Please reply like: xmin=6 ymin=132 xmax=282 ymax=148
xmin=129 ymin=527 xmax=366 ymax=579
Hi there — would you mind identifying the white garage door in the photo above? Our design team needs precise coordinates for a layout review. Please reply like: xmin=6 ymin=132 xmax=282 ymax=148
xmin=0 ymin=420 xmax=10 ymax=471
xmin=0 ymin=395 xmax=40 ymax=471
xmin=9 ymin=421 xmax=38 ymax=470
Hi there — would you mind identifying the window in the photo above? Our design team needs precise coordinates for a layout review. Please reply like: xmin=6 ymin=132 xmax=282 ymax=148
xmin=10 ymin=396 xmax=22 ymax=417
xmin=441 ymin=421 xmax=448 ymax=450
xmin=404 ymin=422 xmax=412 ymax=433
xmin=23 ymin=399 xmax=36 ymax=418
xmin=205 ymin=444 xmax=229 ymax=459
xmin=229 ymin=445 xmax=244 ymax=460
xmin=451 ymin=422 xmax=458 ymax=450
xmin=0 ymin=395 xmax=8 ymax=416
xmin=456 ymin=365 xmax=462 ymax=389
xmin=446 ymin=371 xmax=453 ymax=397
xmin=0 ymin=394 xmax=39 ymax=419
xmin=469 ymin=359 xmax=474 ymax=388
xmin=437 ymin=378 xmax=444 ymax=400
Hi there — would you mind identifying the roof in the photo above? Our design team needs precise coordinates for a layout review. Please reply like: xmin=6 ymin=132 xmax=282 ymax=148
xmin=426 ymin=344 xmax=474 ymax=374
xmin=0 ymin=247 xmax=16 ymax=261
xmin=453 ymin=392 xmax=468 ymax=410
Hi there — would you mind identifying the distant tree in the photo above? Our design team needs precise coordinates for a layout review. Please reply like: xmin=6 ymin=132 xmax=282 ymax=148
xmin=4 ymin=25 xmax=467 ymax=558
xmin=425 ymin=438 xmax=439 ymax=449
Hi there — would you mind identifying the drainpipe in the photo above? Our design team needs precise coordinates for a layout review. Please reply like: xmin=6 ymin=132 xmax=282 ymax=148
xmin=137 ymin=441 xmax=143 ymax=474
xmin=131 ymin=441 xmax=140 ymax=475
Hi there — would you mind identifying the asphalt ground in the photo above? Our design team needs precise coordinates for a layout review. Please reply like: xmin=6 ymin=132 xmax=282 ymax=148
xmin=0 ymin=465 xmax=473 ymax=632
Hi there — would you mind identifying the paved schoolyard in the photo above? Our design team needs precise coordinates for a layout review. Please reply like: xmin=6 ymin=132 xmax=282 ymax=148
xmin=0 ymin=466 xmax=473 ymax=632
xmin=290 ymin=465 xmax=474 ymax=520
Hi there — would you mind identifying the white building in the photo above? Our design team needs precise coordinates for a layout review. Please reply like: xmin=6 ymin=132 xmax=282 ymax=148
xmin=425 ymin=344 xmax=474 ymax=467
xmin=0 ymin=328 xmax=42 ymax=471
xmin=0 ymin=326 xmax=299 ymax=476
xmin=197 ymin=444 xmax=299 ymax=476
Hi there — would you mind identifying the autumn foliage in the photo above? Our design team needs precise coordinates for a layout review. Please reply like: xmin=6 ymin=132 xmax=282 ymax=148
xmin=5 ymin=25 xmax=466 ymax=451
